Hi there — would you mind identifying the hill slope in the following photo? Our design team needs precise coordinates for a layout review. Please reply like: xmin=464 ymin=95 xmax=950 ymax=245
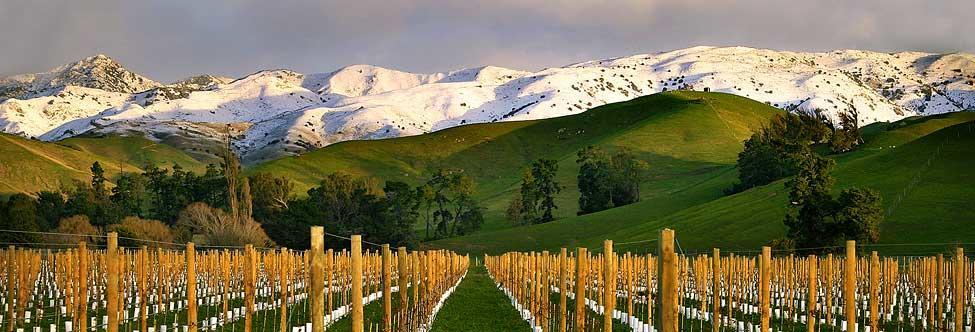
xmin=0 ymin=134 xmax=208 ymax=195
xmin=427 ymin=111 xmax=975 ymax=255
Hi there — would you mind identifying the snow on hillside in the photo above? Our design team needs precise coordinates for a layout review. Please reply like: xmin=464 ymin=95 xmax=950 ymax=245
xmin=2 ymin=46 xmax=974 ymax=163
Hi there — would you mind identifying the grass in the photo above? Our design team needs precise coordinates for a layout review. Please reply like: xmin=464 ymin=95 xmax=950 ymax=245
xmin=0 ymin=133 xmax=207 ymax=195
xmin=429 ymin=264 xmax=531 ymax=332
xmin=428 ymin=112 xmax=975 ymax=256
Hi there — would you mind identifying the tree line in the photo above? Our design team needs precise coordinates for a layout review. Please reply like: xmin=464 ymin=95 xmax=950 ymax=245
xmin=506 ymin=147 xmax=649 ymax=225
xmin=0 ymin=155 xmax=483 ymax=250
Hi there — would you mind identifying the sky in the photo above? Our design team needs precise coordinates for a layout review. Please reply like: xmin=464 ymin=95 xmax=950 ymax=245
xmin=2 ymin=0 xmax=974 ymax=82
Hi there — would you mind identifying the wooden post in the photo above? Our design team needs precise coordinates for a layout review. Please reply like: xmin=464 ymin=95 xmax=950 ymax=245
xmin=245 ymin=245 xmax=256 ymax=332
xmin=869 ymin=252 xmax=878 ymax=332
xmin=382 ymin=244 xmax=392 ymax=332
xmin=825 ymin=254 xmax=834 ymax=327
xmin=311 ymin=227 xmax=325 ymax=332
xmin=954 ymin=248 xmax=964 ymax=332
xmin=844 ymin=240 xmax=856 ymax=332
xmin=106 ymin=232 xmax=119 ymax=332
xmin=761 ymin=247 xmax=771 ymax=332
xmin=559 ymin=248 xmax=568 ymax=332
xmin=187 ymin=242 xmax=198 ymax=332
xmin=603 ymin=240 xmax=615 ymax=332
xmin=713 ymin=248 xmax=721 ymax=332
xmin=397 ymin=247 xmax=408 ymax=326
xmin=5 ymin=246 xmax=14 ymax=332
xmin=658 ymin=229 xmax=677 ymax=332
xmin=77 ymin=242 xmax=89 ymax=332
xmin=574 ymin=248 xmax=587 ymax=332
xmin=937 ymin=254 xmax=944 ymax=331
xmin=280 ymin=249 xmax=289 ymax=332
xmin=139 ymin=246 xmax=148 ymax=332
xmin=351 ymin=235 xmax=364 ymax=332
xmin=808 ymin=255 xmax=818 ymax=332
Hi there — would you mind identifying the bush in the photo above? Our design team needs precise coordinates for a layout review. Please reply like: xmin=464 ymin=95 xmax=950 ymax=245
xmin=177 ymin=203 xmax=273 ymax=247
xmin=47 ymin=215 xmax=100 ymax=245
xmin=108 ymin=216 xmax=176 ymax=248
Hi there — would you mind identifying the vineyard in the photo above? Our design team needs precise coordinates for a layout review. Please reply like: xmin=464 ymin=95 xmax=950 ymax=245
xmin=2 ymin=227 xmax=973 ymax=332
xmin=486 ymin=229 xmax=974 ymax=332
xmin=0 ymin=227 xmax=468 ymax=332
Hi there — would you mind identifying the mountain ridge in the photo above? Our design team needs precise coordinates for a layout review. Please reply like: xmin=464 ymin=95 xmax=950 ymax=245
xmin=2 ymin=46 xmax=973 ymax=162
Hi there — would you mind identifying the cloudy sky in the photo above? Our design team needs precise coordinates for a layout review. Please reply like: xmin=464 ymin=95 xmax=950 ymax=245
xmin=2 ymin=0 xmax=973 ymax=82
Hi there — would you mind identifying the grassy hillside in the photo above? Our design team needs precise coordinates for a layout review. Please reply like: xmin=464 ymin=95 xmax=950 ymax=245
xmin=251 ymin=91 xmax=782 ymax=232
xmin=0 ymin=134 xmax=208 ymax=195
xmin=429 ymin=112 xmax=975 ymax=255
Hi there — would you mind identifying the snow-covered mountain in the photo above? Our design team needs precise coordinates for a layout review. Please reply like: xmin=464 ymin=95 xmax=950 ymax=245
xmin=2 ymin=47 xmax=974 ymax=163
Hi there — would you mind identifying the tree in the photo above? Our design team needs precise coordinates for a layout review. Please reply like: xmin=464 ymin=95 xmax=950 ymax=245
xmin=782 ymin=150 xmax=883 ymax=251
xmin=786 ymin=151 xmax=835 ymax=206
xmin=834 ymin=188 xmax=883 ymax=243
xmin=0 ymin=194 xmax=41 ymax=243
xmin=609 ymin=149 xmax=649 ymax=206
xmin=509 ymin=159 xmax=562 ymax=224
xmin=576 ymin=146 xmax=649 ymax=215
xmin=35 ymin=191 xmax=66 ymax=230
xmin=417 ymin=184 xmax=436 ymax=239
xmin=576 ymin=146 xmax=613 ymax=215
xmin=381 ymin=181 xmax=421 ymax=247
xmin=249 ymin=172 xmax=294 ymax=222
xmin=505 ymin=195 xmax=525 ymax=223
xmin=425 ymin=169 xmax=483 ymax=238
xmin=830 ymin=109 xmax=862 ymax=153
xmin=112 ymin=172 xmax=150 ymax=218
xmin=90 ymin=161 xmax=108 ymax=200
xmin=727 ymin=111 xmax=832 ymax=194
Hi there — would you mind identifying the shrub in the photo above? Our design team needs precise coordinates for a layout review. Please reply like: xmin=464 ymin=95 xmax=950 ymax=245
xmin=108 ymin=216 xmax=176 ymax=248
xmin=47 ymin=215 xmax=100 ymax=245
xmin=177 ymin=202 xmax=273 ymax=247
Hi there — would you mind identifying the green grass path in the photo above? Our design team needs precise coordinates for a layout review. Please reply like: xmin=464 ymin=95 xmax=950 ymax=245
xmin=429 ymin=265 xmax=531 ymax=332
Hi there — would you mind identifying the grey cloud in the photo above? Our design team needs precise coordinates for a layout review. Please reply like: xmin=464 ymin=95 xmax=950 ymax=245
xmin=1 ymin=0 xmax=972 ymax=82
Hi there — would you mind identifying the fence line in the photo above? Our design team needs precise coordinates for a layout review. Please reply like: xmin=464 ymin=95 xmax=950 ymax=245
xmin=486 ymin=229 xmax=974 ymax=332
xmin=0 ymin=227 xmax=468 ymax=332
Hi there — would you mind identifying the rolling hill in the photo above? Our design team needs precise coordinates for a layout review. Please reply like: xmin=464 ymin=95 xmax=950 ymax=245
xmin=251 ymin=91 xmax=783 ymax=233
xmin=427 ymin=111 xmax=975 ymax=255
xmin=0 ymin=133 xmax=208 ymax=195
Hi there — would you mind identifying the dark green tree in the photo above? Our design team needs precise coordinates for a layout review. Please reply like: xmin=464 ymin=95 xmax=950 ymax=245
xmin=0 ymin=194 xmax=41 ymax=243
xmin=782 ymin=150 xmax=883 ymax=251
xmin=90 ymin=161 xmax=108 ymax=200
xmin=834 ymin=188 xmax=883 ymax=243
xmin=35 ymin=191 xmax=66 ymax=230
xmin=576 ymin=146 xmax=613 ymax=215
xmin=510 ymin=159 xmax=562 ymax=224
xmin=609 ymin=149 xmax=649 ymax=206
xmin=112 ymin=172 xmax=150 ymax=218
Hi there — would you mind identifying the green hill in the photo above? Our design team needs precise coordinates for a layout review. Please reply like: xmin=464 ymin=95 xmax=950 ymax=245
xmin=252 ymin=91 xmax=781 ymax=232
xmin=0 ymin=134 xmax=208 ymax=195
xmin=428 ymin=111 xmax=975 ymax=255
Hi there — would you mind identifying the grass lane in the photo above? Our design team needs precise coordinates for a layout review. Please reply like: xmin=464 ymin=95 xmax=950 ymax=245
xmin=429 ymin=264 xmax=531 ymax=332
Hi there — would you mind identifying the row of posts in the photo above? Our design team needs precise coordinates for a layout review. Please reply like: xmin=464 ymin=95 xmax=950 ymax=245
xmin=648 ymin=229 xmax=966 ymax=332
xmin=67 ymin=226 xmax=402 ymax=332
